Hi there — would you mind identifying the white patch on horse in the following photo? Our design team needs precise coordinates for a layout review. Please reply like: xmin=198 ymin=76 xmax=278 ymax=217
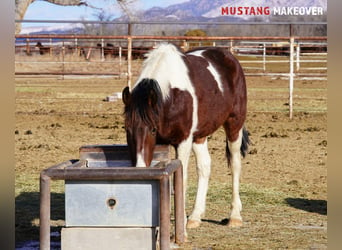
xmin=136 ymin=152 xmax=146 ymax=167
xmin=227 ymin=129 xmax=243 ymax=222
xmin=188 ymin=50 xmax=224 ymax=93
xmin=207 ymin=62 xmax=224 ymax=93
xmin=188 ymin=138 xmax=211 ymax=223
xmin=187 ymin=50 xmax=205 ymax=58
xmin=135 ymin=44 xmax=195 ymax=101
xmin=136 ymin=43 xmax=199 ymax=136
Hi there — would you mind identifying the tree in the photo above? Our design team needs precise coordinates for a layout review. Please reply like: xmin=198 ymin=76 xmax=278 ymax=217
xmin=117 ymin=0 xmax=138 ymax=21
xmin=184 ymin=29 xmax=212 ymax=49
xmin=184 ymin=29 xmax=207 ymax=37
xmin=80 ymin=10 xmax=120 ymax=36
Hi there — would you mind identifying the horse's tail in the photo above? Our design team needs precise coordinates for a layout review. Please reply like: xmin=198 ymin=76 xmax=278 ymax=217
xmin=226 ymin=127 xmax=250 ymax=166
xmin=240 ymin=127 xmax=250 ymax=158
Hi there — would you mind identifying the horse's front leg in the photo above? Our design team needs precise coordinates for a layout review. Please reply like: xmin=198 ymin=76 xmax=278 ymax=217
xmin=176 ymin=136 xmax=193 ymax=237
xmin=187 ymin=137 xmax=211 ymax=229
xmin=227 ymin=129 xmax=243 ymax=227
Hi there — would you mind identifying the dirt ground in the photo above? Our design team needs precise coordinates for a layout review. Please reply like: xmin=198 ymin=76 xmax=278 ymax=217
xmin=15 ymin=72 xmax=327 ymax=249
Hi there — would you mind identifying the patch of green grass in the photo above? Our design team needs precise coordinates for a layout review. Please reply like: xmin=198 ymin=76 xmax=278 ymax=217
xmin=187 ymin=181 xmax=285 ymax=210
xmin=248 ymin=87 xmax=289 ymax=92
xmin=249 ymin=87 xmax=326 ymax=93
xmin=56 ymin=92 xmax=106 ymax=99
xmin=240 ymin=184 xmax=286 ymax=207
xmin=15 ymin=86 xmax=53 ymax=93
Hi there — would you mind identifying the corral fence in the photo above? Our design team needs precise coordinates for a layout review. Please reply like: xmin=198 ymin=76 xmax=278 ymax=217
xmin=15 ymin=22 xmax=327 ymax=118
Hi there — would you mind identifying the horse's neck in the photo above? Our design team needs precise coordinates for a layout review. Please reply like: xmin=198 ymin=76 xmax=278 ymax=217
xmin=137 ymin=45 xmax=194 ymax=100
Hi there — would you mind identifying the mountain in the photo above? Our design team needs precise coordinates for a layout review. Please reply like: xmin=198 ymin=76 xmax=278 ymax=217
xmin=21 ymin=24 xmax=84 ymax=35
xmin=20 ymin=0 xmax=327 ymax=35
xmin=141 ymin=0 xmax=227 ymax=21
xmin=119 ymin=0 xmax=231 ymax=22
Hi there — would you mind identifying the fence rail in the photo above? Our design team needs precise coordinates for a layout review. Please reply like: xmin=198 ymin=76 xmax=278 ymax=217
xmin=15 ymin=34 xmax=327 ymax=118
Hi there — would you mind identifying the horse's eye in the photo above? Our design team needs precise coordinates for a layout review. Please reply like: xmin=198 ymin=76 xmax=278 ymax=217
xmin=151 ymin=127 xmax=157 ymax=136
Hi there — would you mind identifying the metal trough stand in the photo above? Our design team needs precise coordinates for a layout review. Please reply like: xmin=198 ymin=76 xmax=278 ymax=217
xmin=40 ymin=144 xmax=184 ymax=250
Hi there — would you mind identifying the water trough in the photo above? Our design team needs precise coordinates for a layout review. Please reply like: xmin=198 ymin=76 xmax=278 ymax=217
xmin=39 ymin=144 xmax=184 ymax=250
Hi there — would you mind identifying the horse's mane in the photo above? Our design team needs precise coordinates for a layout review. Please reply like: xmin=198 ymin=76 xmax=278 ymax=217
xmin=136 ymin=43 xmax=190 ymax=100
xmin=124 ymin=78 xmax=163 ymax=129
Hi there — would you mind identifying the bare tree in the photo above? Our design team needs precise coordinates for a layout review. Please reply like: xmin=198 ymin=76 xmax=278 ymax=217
xmin=116 ymin=0 xmax=138 ymax=21
xmin=81 ymin=10 xmax=115 ymax=36
xmin=116 ymin=0 xmax=138 ymax=35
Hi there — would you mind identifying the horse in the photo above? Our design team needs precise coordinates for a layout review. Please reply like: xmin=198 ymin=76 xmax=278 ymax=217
xmin=35 ymin=42 xmax=51 ymax=55
xmin=97 ymin=43 xmax=117 ymax=58
xmin=122 ymin=43 xmax=249 ymax=234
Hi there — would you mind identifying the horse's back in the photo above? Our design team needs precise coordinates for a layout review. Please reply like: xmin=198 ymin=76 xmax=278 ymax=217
xmin=186 ymin=47 xmax=246 ymax=92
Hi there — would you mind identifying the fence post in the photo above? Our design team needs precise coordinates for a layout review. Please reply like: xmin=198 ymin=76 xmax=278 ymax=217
xmin=26 ymin=38 xmax=30 ymax=55
xmin=40 ymin=173 xmax=51 ymax=250
xmin=181 ymin=40 xmax=188 ymax=51
xmin=127 ymin=36 xmax=132 ymax=89
xmin=119 ymin=46 xmax=122 ymax=79
xmin=49 ymin=38 xmax=52 ymax=56
xmin=296 ymin=43 xmax=300 ymax=72
xmin=101 ymin=38 xmax=105 ymax=61
xmin=75 ymin=38 xmax=78 ymax=56
xmin=263 ymin=43 xmax=266 ymax=72
xmin=289 ymin=37 xmax=295 ymax=119
xmin=62 ymin=41 xmax=65 ymax=80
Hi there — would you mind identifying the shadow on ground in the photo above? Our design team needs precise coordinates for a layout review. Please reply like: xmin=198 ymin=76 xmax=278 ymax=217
xmin=285 ymin=198 xmax=327 ymax=215
xmin=15 ymin=192 xmax=64 ymax=248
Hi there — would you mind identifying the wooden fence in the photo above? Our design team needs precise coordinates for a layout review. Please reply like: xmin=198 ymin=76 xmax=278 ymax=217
xmin=15 ymin=34 xmax=327 ymax=118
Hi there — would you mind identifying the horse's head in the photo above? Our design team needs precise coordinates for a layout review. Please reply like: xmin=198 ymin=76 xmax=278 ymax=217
xmin=122 ymin=78 xmax=163 ymax=167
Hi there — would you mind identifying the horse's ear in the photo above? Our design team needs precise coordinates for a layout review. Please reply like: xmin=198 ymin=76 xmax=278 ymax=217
xmin=122 ymin=87 xmax=131 ymax=105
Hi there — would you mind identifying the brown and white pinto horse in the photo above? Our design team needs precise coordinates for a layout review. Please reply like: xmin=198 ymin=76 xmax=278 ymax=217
xmin=122 ymin=43 xmax=249 ymax=232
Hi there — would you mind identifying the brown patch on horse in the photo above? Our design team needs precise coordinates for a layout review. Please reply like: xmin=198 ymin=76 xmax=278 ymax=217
xmin=157 ymin=88 xmax=193 ymax=146
xmin=194 ymin=137 xmax=207 ymax=144
xmin=185 ymin=47 xmax=247 ymax=143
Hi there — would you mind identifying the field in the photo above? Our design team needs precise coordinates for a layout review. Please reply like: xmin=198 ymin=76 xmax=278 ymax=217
xmin=15 ymin=60 xmax=327 ymax=249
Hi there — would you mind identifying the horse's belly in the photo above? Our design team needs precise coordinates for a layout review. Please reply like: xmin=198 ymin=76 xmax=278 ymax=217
xmin=193 ymin=117 xmax=226 ymax=140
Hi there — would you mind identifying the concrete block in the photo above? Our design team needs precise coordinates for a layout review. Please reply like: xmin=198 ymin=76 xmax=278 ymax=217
xmin=61 ymin=227 xmax=157 ymax=250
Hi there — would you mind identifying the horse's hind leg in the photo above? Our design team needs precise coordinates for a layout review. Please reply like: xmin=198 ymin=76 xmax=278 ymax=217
xmin=187 ymin=137 xmax=211 ymax=229
xmin=226 ymin=128 xmax=244 ymax=227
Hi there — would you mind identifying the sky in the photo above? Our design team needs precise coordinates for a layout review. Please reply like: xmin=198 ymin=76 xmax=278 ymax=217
xmin=22 ymin=0 xmax=188 ymax=27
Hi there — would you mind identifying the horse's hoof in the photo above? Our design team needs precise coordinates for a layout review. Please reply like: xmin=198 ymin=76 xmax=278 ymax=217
xmin=186 ymin=219 xmax=201 ymax=229
xmin=228 ymin=218 xmax=243 ymax=228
